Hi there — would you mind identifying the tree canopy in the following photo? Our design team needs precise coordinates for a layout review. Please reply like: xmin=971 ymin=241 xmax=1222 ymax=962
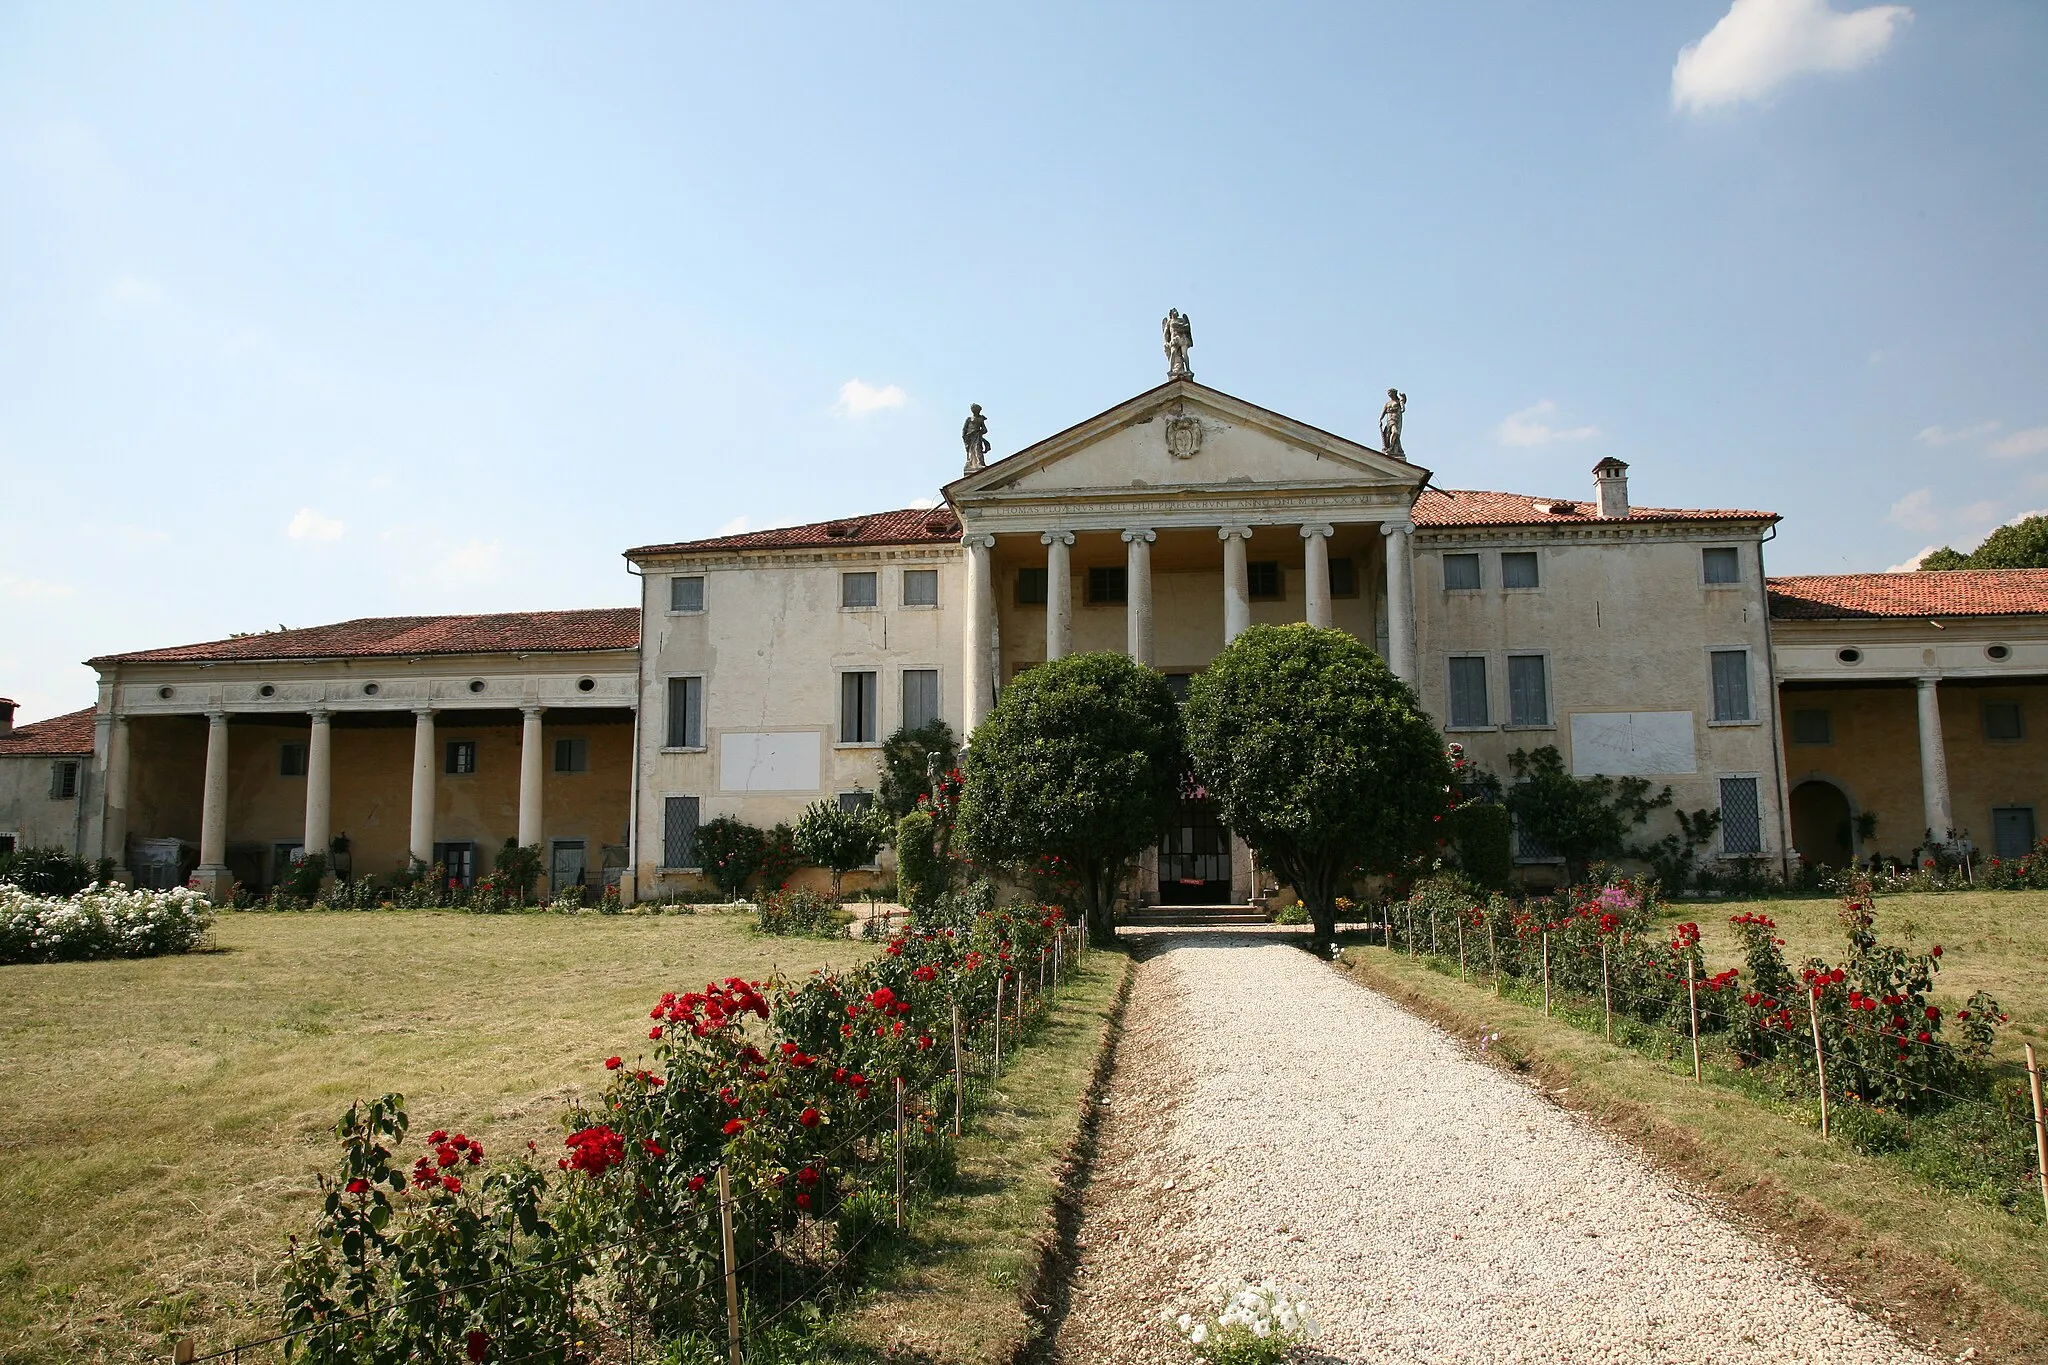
xmin=1503 ymin=745 xmax=1672 ymax=885
xmin=1183 ymin=624 xmax=1450 ymax=949
xmin=958 ymin=652 xmax=1184 ymax=943
xmin=1917 ymin=514 xmax=2048 ymax=571
xmin=791 ymin=800 xmax=891 ymax=899
xmin=877 ymin=719 xmax=957 ymax=819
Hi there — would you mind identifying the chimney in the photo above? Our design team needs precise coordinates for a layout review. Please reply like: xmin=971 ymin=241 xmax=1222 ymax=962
xmin=0 ymin=698 xmax=14 ymax=736
xmin=1593 ymin=457 xmax=1630 ymax=519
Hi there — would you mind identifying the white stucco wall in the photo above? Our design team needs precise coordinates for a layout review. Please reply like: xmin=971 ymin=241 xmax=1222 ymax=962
xmin=0 ymin=753 xmax=91 ymax=855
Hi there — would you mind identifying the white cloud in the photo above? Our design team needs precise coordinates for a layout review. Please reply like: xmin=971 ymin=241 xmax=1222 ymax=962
xmin=434 ymin=539 xmax=503 ymax=583
xmin=1672 ymin=0 xmax=1911 ymax=113
xmin=716 ymin=515 xmax=752 ymax=536
xmin=907 ymin=496 xmax=939 ymax=510
xmin=0 ymin=573 xmax=77 ymax=603
xmin=1916 ymin=421 xmax=2000 ymax=447
xmin=1989 ymin=426 xmax=2048 ymax=459
xmin=1885 ymin=546 xmax=1940 ymax=572
xmin=1886 ymin=487 xmax=2000 ymax=536
xmin=285 ymin=507 xmax=346 ymax=542
xmin=1496 ymin=400 xmax=1599 ymax=448
xmin=832 ymin=379 xmax=908 ymax=418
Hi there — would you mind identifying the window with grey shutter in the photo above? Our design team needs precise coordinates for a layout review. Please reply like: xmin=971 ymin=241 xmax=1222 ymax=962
xmin=1328 ymin=557 xmax=1358 ymax=598
xmin=1443 ymin=553 xmax=1481 ymax=591
xmin=1992 ymin=807 xmax=2037 ymax=859
xmin=837 ymin=791 xmax=874 ymax=812
xmin=1015 ymin=567 xmax=1048 ymax=606
xmin=840 ymin=671 xmax=878 ymax=743
xmin=1448 ymin=656 xmax=1489 ymax=727
xmin=902 ymin=569 xmax=938 ymax=606
xmin=553 ymin=737 xmax=589 ymax=773
xmin=663 ymin=795 xmax=701 ymax=868
xmin=49 ymin=761 xmax=79 ymax=800
xmin=1501 ymin=552 xmax=1539 ymax=589
xmin=280 ymin=743 xmax=309 ymax=777
xmin=1984 ymin=702 xmax=2024 ymax=741
xmin=841 ymin=572 xmax=878 ymax=608
xmin=670 ymin=575 xmax=705 ymax=612
xmin=1507 ymin=654 xmax=1548 ymax=726
xmin=1710 ymin=650 xmax=1752 ymax=722
xmin=1719 ymin=777 xmax=1762 ymax=854
xmin=1703 ymin=547 xmax=1740 ymax=584
xmin=666 ymin=676 xmax=703 ymax=748
xmin=902 ymin=669 xmax=940 ymax=730
xmin=1791 ymin=709 xmax=1832 ymax=745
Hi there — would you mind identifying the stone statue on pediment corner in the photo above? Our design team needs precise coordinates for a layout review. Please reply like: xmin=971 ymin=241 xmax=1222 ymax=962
xmin=962 ymin=403 xmax=991 ymax=474
xmin=1380 ymin=388 xmax=1407 ymax=461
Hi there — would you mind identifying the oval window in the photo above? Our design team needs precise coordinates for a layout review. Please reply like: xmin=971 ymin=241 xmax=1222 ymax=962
xmin=577 ymin=677 xmax=596 ymax=693
xmin=363 ymin=682 xmax=381 ymax=697
xmin=157 ymin=686 xmax=174 ymax=700
xmin=1987 ymin=644 xmax=2011 ymax=662
xmin=259 ymin=684 xmax=276 ymax=698
xmin=469 ymin=679 xmax=486 ymax=693
xmin=1837 ymin=648 xmax=1862 ymax=664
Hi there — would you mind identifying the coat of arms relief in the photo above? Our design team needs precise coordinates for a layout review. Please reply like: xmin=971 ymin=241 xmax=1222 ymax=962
xmin=1164 ymin=413 xmax=1204 ymax=460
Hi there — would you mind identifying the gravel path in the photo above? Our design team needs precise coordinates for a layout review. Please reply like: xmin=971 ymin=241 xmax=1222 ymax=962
xmin=1052 ymin=931 xmax=1938 ymax=1365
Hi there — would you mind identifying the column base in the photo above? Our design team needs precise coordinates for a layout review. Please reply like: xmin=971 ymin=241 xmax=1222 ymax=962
xmin=613 ymin=870 xmax=637 ymax=905
xmin=187 ymin=866 xmax=236 ymax=904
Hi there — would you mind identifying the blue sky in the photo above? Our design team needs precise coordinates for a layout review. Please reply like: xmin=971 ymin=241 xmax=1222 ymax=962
xmin=2 ymin=1 xmax=2044 ymax=720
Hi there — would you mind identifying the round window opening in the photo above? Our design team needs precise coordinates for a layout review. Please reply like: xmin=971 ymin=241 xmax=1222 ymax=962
xmin=1988 ymin=644 xmax=2012 ymax=662
xmin=363 ymin=682 xmax=381 ymax=697
xmin=1837 ymin=648 xmax=1863 ymax=664
xmin=577 ymin=677 xmax=596 ymax=693
xmin=157 ymin=686 xmax=174 ymax=700
xmin=469 ymin=679 xmax=486 ymax=693
xmin=259 ymin=684 xmax=276 ymax=698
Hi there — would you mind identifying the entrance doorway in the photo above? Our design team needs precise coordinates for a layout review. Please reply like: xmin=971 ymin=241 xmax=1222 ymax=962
xmin=550 ymin=839 xmax=588 ymax=896
xmin=1789 ymin=780 xmax=1854 ymax=869
xmin=1158 ymin=800 xmax=1231 ymax=904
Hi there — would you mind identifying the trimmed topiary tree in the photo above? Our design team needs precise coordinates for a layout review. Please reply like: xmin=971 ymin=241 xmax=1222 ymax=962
xmin=1184 ymin=624 xmax=1451 ymax=950
xmin=959 ymin=652 xmax=1185 ymax=944
xmin=791 ymin=800 xmax=891 ymax=900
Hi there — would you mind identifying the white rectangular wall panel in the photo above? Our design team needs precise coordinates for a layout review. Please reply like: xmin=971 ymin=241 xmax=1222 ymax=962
xmin=718 ymin=731 xmax=822 ymax=792
xmin=1569 ymin=711 xmax=1697 ymax=776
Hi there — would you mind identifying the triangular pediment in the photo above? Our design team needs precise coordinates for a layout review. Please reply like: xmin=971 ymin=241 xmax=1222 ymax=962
xmin=945 ymin=380 xmax=1427 ymax=507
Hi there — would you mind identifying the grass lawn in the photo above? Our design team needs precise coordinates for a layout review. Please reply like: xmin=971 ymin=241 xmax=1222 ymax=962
xmin=0 ymin=910 xmax=875 ymax=1365
xmin=1658 ymin=888 xmax=2048 ymax=1067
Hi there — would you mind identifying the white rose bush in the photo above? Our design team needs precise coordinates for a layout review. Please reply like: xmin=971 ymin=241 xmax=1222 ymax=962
xmin=0 ymin=882 xmax=214 ymax=964
xmin=1163 ymin=1277 xmax=1318 ymax=1364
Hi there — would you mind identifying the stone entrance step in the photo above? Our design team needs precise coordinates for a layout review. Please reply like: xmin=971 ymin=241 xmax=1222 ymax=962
xmin=1121 ymin=905 xmax=1274 ymax=927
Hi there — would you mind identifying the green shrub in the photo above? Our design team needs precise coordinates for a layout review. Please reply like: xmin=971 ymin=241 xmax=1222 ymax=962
xmin=0 ymin=845 xmax=100 ymax=897
xmin=756 ymin=887 xmax=844 ymax=938
xmin=792 ymin=800 xmax=891 ymax=899
xmin=1446 ymin=802 xmax=1512 ymax=890
xmin=896 ymin=810 xmax=943 ymax=911
xmin=694 ymin=817 xmax=767 ymax=900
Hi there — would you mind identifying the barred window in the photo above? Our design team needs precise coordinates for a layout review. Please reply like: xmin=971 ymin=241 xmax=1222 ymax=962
xmin=1720 ymin=777 xmax=1762 ymax=854
xmin=663 ymin=796 xmax=701 ymax=869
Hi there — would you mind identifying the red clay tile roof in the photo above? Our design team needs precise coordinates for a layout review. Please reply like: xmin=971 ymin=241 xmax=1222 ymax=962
xmin=627 ymin=506 xmax=961 ymax=558
xmin=1413 ymin=487 xmax=1778 ymax=529
xmin=0 ymin=706 xmax=97 ymax=756
xmin=1768 ymin=570 xmax=2048 ymax=620
xmin=90 ymin=609 xmax=640 ymax=666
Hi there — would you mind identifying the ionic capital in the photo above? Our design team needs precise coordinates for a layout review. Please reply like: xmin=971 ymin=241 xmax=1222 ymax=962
xmin=1217 ymin=525 xmax=1254 ymax=542
xmin=1300 ymin=523 xmax=1336 ymax=540
xmin=1040 ymin=531 xmax=1075 ymax=547
xmin=1120 ymin=528 xmax=1157 ymax=544
xmin=1380 ymin=520 xmax=1416 ymax=538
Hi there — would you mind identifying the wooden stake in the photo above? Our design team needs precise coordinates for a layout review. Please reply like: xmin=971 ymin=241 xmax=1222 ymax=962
xmin=1406 ymin=904 xmax=1416 ymax=957
xmin=1686 ymin=957 xmax=1702 ymax=1083
xmin=718 ymin=1165 xmax=742 ymax=1365
xmin=1541 ymin=931 xmax=1551 ymax=1016
xmin=1053 ymin=931 xmax=1062 ymax=988
xmin=1457 ymin=914 xmax=1467 ymax=978
xmin=951 ymin=998 xmax=964 ymax=1138
xmin=1039 ymin=949 xmax=1046 ymax=996
xmin=993 ymin=976 xmax=1004 ymax=1075
xmin=1809 ymin=988 xmax=1831 ymax=1141
xmin=1488 ymin=918 xmax=1499 ymax=996
xmin=894 ymin=1077 xmax=907 ymax=1230
xmin=2028 ymin=1043 xmax=2048 ymax=1225
xmin=1600 ymin=940 xmax=1613 ymax=1043
xmin=170 ymin=1339 xmax=195 ymax=1364
xmin=1430 ymin=905 xmax=1438 ymax=955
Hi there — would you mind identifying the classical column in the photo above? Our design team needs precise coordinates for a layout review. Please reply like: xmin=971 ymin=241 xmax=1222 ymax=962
xmin=518 ymin=706 xmax=546 ymax=848
xmin=303 ymin=709 xmax=333 ymax=861
xmin=104 ymin=715 xmax=131 ymax=871
xmin=1219 ymin=526 xmax=1252 ymax=645
xmin=1123 ymin=528 xmax=1156 ymax=665
xmin=1381 ymin=520 xmax=1417 ymax=684
xmin=191 ymin=711 xmax=231 ymax=900
xmin=1915 ymin=677 xmax=1953 ymax=841
xmin=409 ymin=708 xmax=437 ymax=867
xmin=1301 ymin=523 xmax=1335 ymax=629
xmin=962 ymin=534 xmax=997 ymax=733
xmin=1042 ymin=531 xmax=1074 ymax=661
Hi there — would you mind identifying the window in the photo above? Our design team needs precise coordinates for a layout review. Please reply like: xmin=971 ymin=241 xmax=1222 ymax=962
xmin=1719 ymin=777 xmax=1763 ymax=854
xmin=1703 ymin=547 xmax=1741 ymax=584
xmin=1512 ymin=814 xmax=1558 ymax=862
xmin=1329 ymin=557 xmax=1358 ymax=598
xmin=1015 ymin=567 xmax=1048 ymax=606
xmin=840 ymin=671 xmax=878 ymax=743
xmin=901 ymin=568 xmax=938 ymax=606
xmin=1501 ymin=552 xmax=1539 ymax=590
xmin=1248 ymin=561 xmax=1284 ymax=600
xmin=1443 ymin=553 xmax=1481 ymax=591
xmin=837 ymin=791 xmax=875 ymax=812
xmin=433 ymin=841 xmax=477 ymax=888
xmin=1984 ymin=702 xmax=2025 ymax=742
xmin=662 ymin=795 xmax=701 ymax=869
xmin=1791 ymin=709 xmax=1832 ymax=745
xmin=1448 ymin=656 xmax=1490 ymax=727
xmin=0 ymin=834 xmax=15 ymax=855
xmin=666 ymin=676 xmax=703 ymax=748
xmin=280 ymin=743 xmax=309 ymax=777
xmin=841 ymin=571 xmax=878 ymax=609
xmin=1163 ymin=673 xmax=1193 ymax=704
xmin=48 ymin=761 xmax=79 ymax=800
xmin=1506 ymin=654 xmax=1549 ymax=726
xmin=670 ymin=575 xmax=705 ymax=612
xmin=554 ymin=737 xmax=589 ymax=773
xmin=1088 ymin=565 xmax=1126 ymax=604
xmin=902 ymin=669 xmax=940 ymax=730
xmin=1710 ymin=650 xmax=1752 ymax=722
xmin=444 ymin=741 xmax=478 ymax=775
xmin=1993 ymin=807 xmax=2038 ymax=860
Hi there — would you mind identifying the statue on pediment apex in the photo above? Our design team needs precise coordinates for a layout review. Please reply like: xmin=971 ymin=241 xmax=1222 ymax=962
xmin=1163 ymin=309 xmax=1194 ymax=381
